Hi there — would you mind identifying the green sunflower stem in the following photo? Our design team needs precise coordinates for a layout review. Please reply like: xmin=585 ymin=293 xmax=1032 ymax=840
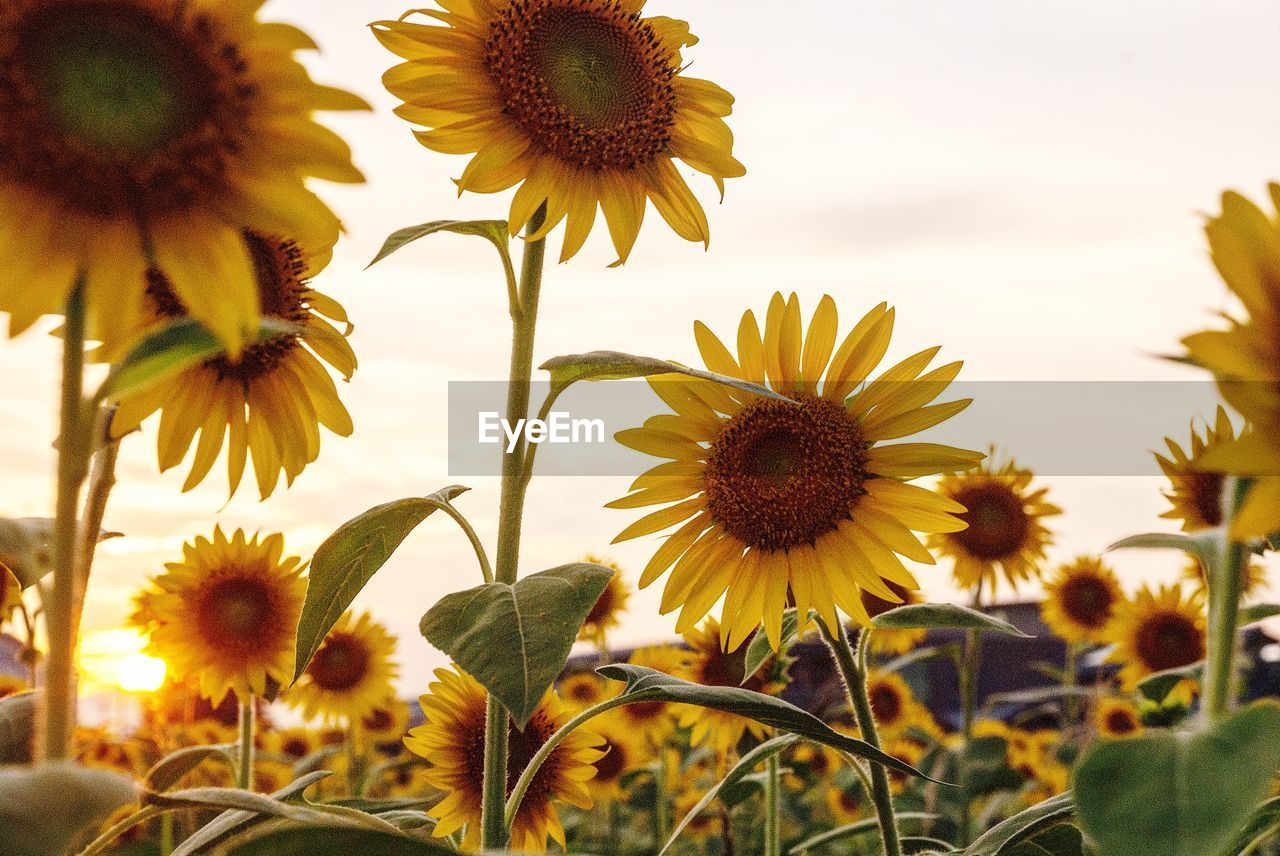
xmin=481 ymin=202 xmax=548 ymax=850
xmin=236 ymin=695 xmax=255 ymax=790
xmin=1203 ymin=476 xmax=1250 ymax=724
xmin=819 ymin=617 xmax=902 ymax=856
xmin=764 ymin=753 xmax=781 ymax=856
xmin=41 ymin=282 xmax=91 ymax=763
xmin=957 ymin=583 xmax=984 ymax=845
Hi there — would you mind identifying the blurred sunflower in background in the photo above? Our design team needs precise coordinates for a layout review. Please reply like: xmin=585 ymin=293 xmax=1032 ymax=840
xmin=679 ymin=618 xmax=783 ymax=755
xmin=861 ymin=580 xmax=926 ymax=656
xmin=577 ymin=555 xmax=631 ymax=649
xmin=865 ymin=672 xmax=915 ymax=736
xmin=1181 ymin=188 xmax=1280 ymax=538
xmin=372 ymin=0 xmax=743 ymax=265
xmin=825 ymin=783 xmax=866 ymax=824
xmin=132 ymin=527 xmax=304 ymax=704
xmin=263 ymin=727 xmax=318 ymax=763
xmin=583 ymin=710 xmax=643 ymax=800
xmin=112 ymin=232 xmax=356 ymax=500
xmin=558 ymin=671 xmax=613 ymax=712
xmin=360 ymin=695 xmax=412 ymax=748
xmin=290 ymin=612 xmax=398 ymax=723
xmin=611 ymin=293 xmax=982 ymax=651
xmin=1094 ymin=697 xmax=1143 ymax=739
xmin=1040 ymin=556 xmax=1122 ymax=645
xmin=0 ymin=0 xmax=364 ymax=348
xmin=1104 ymin=584 xmax=1205 ymax=695
xmin=931 ymin=453 xmax=1060 ymax=597
xmin=1156 ymin=407 xmax=1237 ymax=531
xmin=881 ymin=737 xmax=925 ymax=795
xmin=405 ymin=665 xmax=603 ymax=853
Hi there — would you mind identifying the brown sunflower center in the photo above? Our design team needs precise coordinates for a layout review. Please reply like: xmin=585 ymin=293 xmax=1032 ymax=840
xmin=307 ymin=633 xmax=371 ymax=692
xmin=705 ymin=395 xmax=869 ymax=552
xmin=593 ymin=736 xmax=626 ymax=783
xmin=1185 ymin=469 xmax=1225 ymax=528
xmin=950 ymin=482 xmax=1030 ymax=561
xmin=621 ymin=700 xmax=665 ymax=724
xmin=1103 ymin=708 xmax=1138 ymax=736
xmin=585 ymin=579 xmax=617 ymax=626
xmin=484 ymin=0 xmax=677 ymax=170
xmin=837 ymin=788 xmax=861 ymax=814
xmin=868 ymin=683 xmax=905 ymax=724
xmin=0 ymin=0 xmax=253 ymax=217
xmin=362 ymin=707 xmax=394 ymax=731
xmin=281 ymin=736 xmax=311 ymax=758
xmin=196 ymin=574 xmax=274 ymax=653
xmin=505 ymin=708 xmax=557 ymax=797
xmin=565 ymin=678 xmax=600 ymax=704
xmin=1058 ymin=573 xmax=1116 ymax=629
xmin=145 ymin=232 xmax=309 ymax=382
xmin=1134 ymin=611 xmax=1204 ymax=673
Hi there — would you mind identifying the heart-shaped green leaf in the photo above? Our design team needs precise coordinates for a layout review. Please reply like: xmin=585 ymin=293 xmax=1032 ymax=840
xmin=0 ymin=762 xmax=138 ymax=856
xmin=1074 ymin=701 xmax=1280 ymax=856
xmin=873 ymin=603 xmax=1030 ymax=637
xmin=295 ymin=487 xmax=471 ymax=682
xmin=540 ymin=350 xmax=786 ymax=402
xmin=420 ymin=563 xmax=614 ymax=726
xmin=965 ymin=792 xmax=1074 ymax=855
xmin=0 ymin=691 xmax=35 ymax=764
xmin=598 ymin=664 xmax=946 ymax=783
xmin=367 ymin=220 xmax=509 ymax=269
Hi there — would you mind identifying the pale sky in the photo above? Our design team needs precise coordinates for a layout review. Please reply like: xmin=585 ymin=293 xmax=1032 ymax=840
xmin=4 ymin=0 xmax=1280 ymax=693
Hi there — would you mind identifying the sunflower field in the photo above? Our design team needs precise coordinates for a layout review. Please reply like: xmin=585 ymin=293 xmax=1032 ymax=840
xmin=2 ymin=1 xmax=1280 ymax=855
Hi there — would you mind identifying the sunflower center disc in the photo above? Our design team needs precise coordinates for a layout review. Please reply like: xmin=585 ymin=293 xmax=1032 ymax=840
xmin=705 ymin=394 xmax=868 ymax=552
xmin=1105 ymin=709 xmax=1137 ymax=734
xmin=949 ymin=482 xmax=1029 ymax=561
xmin=1135 ymin=611 xmax=1204 ymax=673
xmin=199 ymin=576 xmax=272 ymax=650
xmin=1187 ymin=469 xmax=1225 ymax=527
xmin=309 ymin=634 xmax=371 ymax=691
xmin=869 ymin=684 xmax=903 ymax=723
xmin=505 ymin=709 xmax=554 ymax=795
xmin=1058 ymin=574 xmax=1114 ymax=629
xmin=593 ymin=737 xmax=625 ymax=782
xmin=485 ymin=0 xmax=676 ymax=170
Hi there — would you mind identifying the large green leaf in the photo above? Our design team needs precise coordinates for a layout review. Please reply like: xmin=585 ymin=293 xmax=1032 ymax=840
xmin=964 ymin=792 xmax=1074 ymax=855
xmin=873 ymin=603 xmax=1030 ymax=637
xmin=0 ymin=762 xmax=137 ymax=856
xmin=540 ymin=350 xmax=786 ymax=401
xmin=598 ymin=664 xmax=944 ymax=781
xmin=223 ymin=826 xmax=457 ymax=855
xmin=0 ymin=691 xmax=35 ymax=764
xmin=100 ymin=318 xmax=297 ymax=402
xmin=366 ymin=220 xmax=509 ymax=268
xmin=658 ymin=734 xmax=797 ymax=855
xmin=420 ymin=563 xmax=614 ymax=726
xmin=295 ymin=487 xmax=471 ymax=682
xmin=1075 ymin=701 xmax=1280 ymax=856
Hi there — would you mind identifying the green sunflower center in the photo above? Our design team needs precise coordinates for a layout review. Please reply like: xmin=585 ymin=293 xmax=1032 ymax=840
xmin=1134 ymin=610 xmax=1204 ymax=673
xmin=485 ymin=0 xmax=677 ymax=170
xmin=1057 ymin=572 xmax=1115 ymax=629
xmin=0 ymin=0 xmax=252 ymax=216
xmin=705 ymin=394 xmax=869 ymax=552
xmin=950 ymin=482 xmax=1030 ymax=561
xmin=308 ymin=633 xmax=371 ymax=692
xmin=198 ymin=574 xmax=273 ymax=652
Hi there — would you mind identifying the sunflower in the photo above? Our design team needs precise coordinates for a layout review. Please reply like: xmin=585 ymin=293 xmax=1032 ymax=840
xmin=0 ymin=0 xmax=364 ymax=349
xmin=1156 ymin=408 xmax=1237 ymax=532
xmin=679 ymin=618 xmax=784 ymax=755
xmin=132 ymin=527 xmax=304 ymax=704
xmin=289 ymin=611 xmax=398 ymax=723
xmin=865 ymin=672 xmax=914 ymax=736
xmin=613 ymin=644 xmax=691 ymax=747
xmin=372 ymin=0 xmax=743 ymax=266
xmin=73 ymin=727 xmax=142 ymax=775
xmin=1040 ymin=556 xmax=1122 ymax=645
xmin=825 ymin=784 xmax=865 ymax=824
xmin=1094 ymin=697 xmax=1143 ymax=739
xmin=610 ymin=293 xmax=982 ymax=651
xmin=583 ymin=709 xmax=644 ymax=800
xmin=862 ymin=580 xmax=927 ymax=656
xmin=111 ymin=232 xmax=356 ymax=499
xmin=558 ymin=670 xmax=613 ymax=712
xmin=405 ymin=665 xmax=603 ymax=853
xmin=253 ymin=759 xmax=295 ymax=794
xmin=360 ymin=695 xmax=412 ymax=747
xmin=263 ymin=727 xmax=318 ymax=763
xmin=1181 ymin=555 xmax=1267 ymax=601
xmin=1181 ymin=188 xmax=1280 ymax=538
xmin=881 ymin=737 xmax=925 ymax=795
xmin=577 ymin=555 xmax=631 ymax=649
xmin=1104 ymin=584 xmax=1206 ymax=693
xmin=930 ymin=452 xmax=1060 ymax=596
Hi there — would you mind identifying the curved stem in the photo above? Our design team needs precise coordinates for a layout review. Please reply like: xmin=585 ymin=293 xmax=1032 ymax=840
xmin=819 ymin=617 xmax=902 ymax=856
xmin=440 ymin=502 xmax=494 ymax=584
xmin=42 ymin=282 xmax=90 ymax=762
xmin=236 ymin=695 xmax=255 ymax=790
xmin=1203 ymin=477 xmax=1250 ymax=723
xmin=481 ymin=202 xmax=548 ymax=850
xmin=764 ymin=754 xmax=781 ymax=856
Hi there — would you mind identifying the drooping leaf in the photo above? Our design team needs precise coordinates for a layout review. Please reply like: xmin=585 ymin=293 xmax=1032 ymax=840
xmin=963 ymin=792 xmax=1075 ymax=855
xmin=144 ymin=786 xmax=341 ymax=822
xmin=1136 ymin=662 xmax=1203 ymax=704
xmin=657 ymin=734 xmax=797 ymax=855
xmin=169 ymin=772 xmax=332 ymax=856
xmin=1108 ymin=531 xmax=1219 ymax=573
xmin=0 ymin=518 xmax=119 ymax=588
xmin=144 ymin=744 xmax=235 ymax=792
xmin=540 ymin=350 xmax=786 ymax=401
xmin=100 ymin=318 xmax=297 ymax=402
xmin=743 ymin=608 xmax=812 ymax=683
xmin=0 ymin=762 xmax=138 ymax=856
xmin=295 ymin=487 xmax=471 ymax=682
xmin=1240 ymin=603 xmax=1280 ymax=625
xmin=786 ymin=812 xmax=941 ymax=854
xmin=223 ymin=825 xmax=456 ymax=855
xmin=873 ymin=603 xmax=1030 ymax=637
xmin=1074 ymin=701 xmax=1280 ymax=856
xmin=0 ymin=691 xmax=36 ymax=764
xmin=420 ymin=563 xmax=614 ymax=726
xmin=367 ymin=220 xmax=509 ymax=269
xmin=598 ymin=664 xmax=945 ymax=782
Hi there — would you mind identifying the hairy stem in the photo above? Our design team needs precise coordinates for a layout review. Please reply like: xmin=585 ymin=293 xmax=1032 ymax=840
xmin=764 ymin=753 xmax=781 ymax=856
xmin=1203 ymin=477 xmax=1250 ymax=723
xmin=236 ymin=695 xmax=255 ymax=790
